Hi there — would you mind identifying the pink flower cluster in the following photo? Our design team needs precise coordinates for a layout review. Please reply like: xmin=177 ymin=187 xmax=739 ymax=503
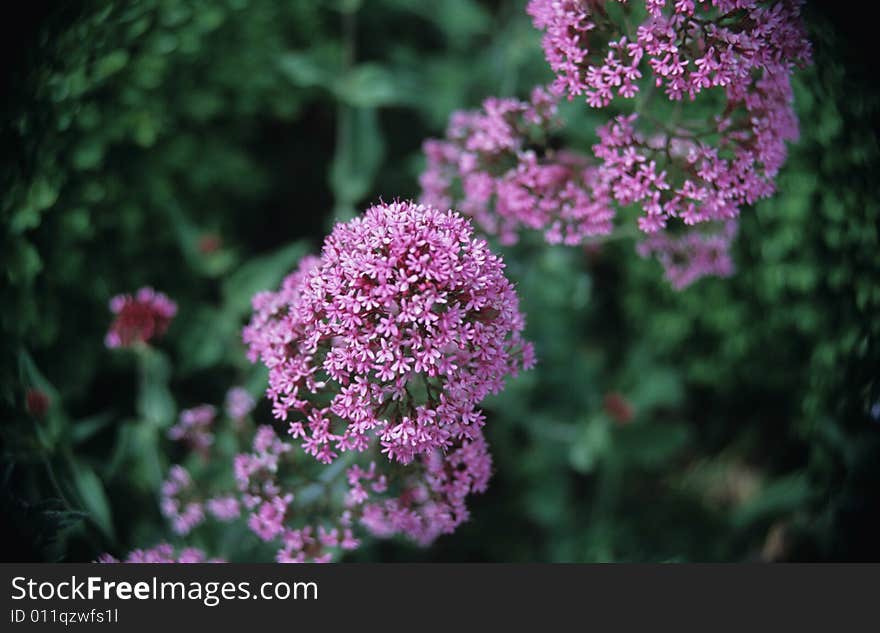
xmin=230 ymin=425 xmax=489 ymax=559
xmin=527 ymin=0 xmax=810 ymax=106
xmin=227 ymin=203 xmax=532 ymax=559
xmin=276 ymin=520 xmax=361 ymax=564
xmin=421 ymin=88 xmax=615 ymax=246
xmin=243 ymin=201 xmax=533 ymax=465
xmin=233 ymin=425 xmax=292 ymax=512
xmin=157 ymin=397 xmax=251 ymax=540
xmin=231 ymin=424 xmax=359 ymax=562
xmin=160 ymin=461 xmax=241 ymax=536
xmin=422 ymin=1 xmax=810 ymax=288
xmin=154 ymin=383 xmax=499 ymax=560
xmin=352 ymin=430 xmax=492 ymax=545
xmin=160 ymin=465 xmax=205 ymax=535
xmin=205 ymin=495 xmax=241 ymax=521
xmin=105 ymin=287 xmax=177 ymax=348
xmin=637 ymin=220 xmax=737 ymax=288
xmin=98 ymin=543 xmax=221 ymax=563
xmin=111 ymin=207 xmax=530 ymax=562
xmin=225 ymin=387 xmax=255 ymax=421
xmin=528 ymin=0 xmax=642 ymax=106
xmin=168 ymin=404 xmax=216 ymax=454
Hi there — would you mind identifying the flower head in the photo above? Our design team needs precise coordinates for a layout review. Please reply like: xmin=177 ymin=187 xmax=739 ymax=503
xmin=25 ymin=389 xmax=51 ymax=419
xmin=105 ymin=287 xmax=177 ymax=348
xmin=225 ymin=387 xmax=256 ymax=421
xmin=244 ymin=201 xmax=533 ymax=465
xmin=603 ymin=391 xmax=635 ymax=425
xmin=637 ymin=221 xmax=737 ymax=289
xmin=160 ymin=465 xmax=205 ymax=535
xmin=206 ymin=495 xmax=241 ymax=521
xmin=353 ymin=429 xmax=492 ymax=546
xmin=423 ymin=2 xmax=811 ymax=288
xmin=421 ymin=88 xmax=617 ymax=246
xmin=168 ymin=404 xmax=216 ymax=453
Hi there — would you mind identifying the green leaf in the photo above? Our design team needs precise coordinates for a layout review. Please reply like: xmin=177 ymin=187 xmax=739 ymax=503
xmin=136 ymin=349 xmax=175 ymax=428
xmin=130 ymin=424 xmax=165 ymax=490
xmin=333 ymin=64 xmax=403 ymax=107
xmin=70 ymin=412 xmax=114 ymax=445
xmin=569 ymin=417 xmax=611 ymax=473
xmin=19 ymin=350 xmax=59 ymax=401
xmin=329 ymin=106 xmax=384 ymax=207
xmin=278 ymin=50 xmax=337 ymax=88
xmin=612 ymin=422 xmax=691 ymax=469
xmin=73 ymin=463 xmax=115 ymax=539
xmin=732 ymin=474 xmax=811 ymax=529
xmin=40 ymin=508 xmax=89 ymax=538
xmin=104 ymin=422 xmax=134 ymax=481
xmin=6 ymin=240 xmax=43 ymax=284
xmin=176 ymin=307 xmax=240 ymax=372
xmin=104 ymin=421 xmax=164 ymax=491
xmin=381 ymin=0 xmax=489 ymax=45
xmin=629 ymin=366 xmax=684 ymax=411
xmin=72 ymin=139 xmax=104 ymax=170
xmin=222 ymin=241 xmax=310 ymax=317
xmin=334 ymin=0 xmax=363 ymax=13
xmin=13 ymin=494 xmax=87 ymax=562
xmin=93 ymin=50 xmax=130 ymax=81
xmin=11 ymin=179 xmax=59 ymax=233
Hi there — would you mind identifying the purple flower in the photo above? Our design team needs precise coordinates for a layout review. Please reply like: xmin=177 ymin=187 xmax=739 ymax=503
xmin=225 ymin=387 xmax=255 ymax=421
xmin=233 ymin=424 xmax=291 ymax=512
xmin=420 ymin=88 xmax=616 ymax=246
xmin=354 ymin=430 xmax=493 ymax=546
xmin=168 ymin=404 xmax=216 ymax=454
xmin=97 ymin=543 xmax=222 ymax=563
xmin=248 ymin=494 xmax=293 ymax=541
xmin=243 ymin=201 xmax=533 ymax=465
xmin=159 ymin=465 xmax=205 ymax=535
xmin=206 ymin=495 xmax=241 ymax=521
xmin=423 ymin=1 xmax=811 ymax=289
xmin=637 ymin=221 xmax=737 ymax=288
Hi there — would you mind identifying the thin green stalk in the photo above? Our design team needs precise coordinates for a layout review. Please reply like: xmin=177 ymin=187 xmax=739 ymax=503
xmin=43 ymin=455 xmax=75 ymax=513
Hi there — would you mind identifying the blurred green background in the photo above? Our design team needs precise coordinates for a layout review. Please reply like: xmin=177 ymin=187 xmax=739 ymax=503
xmin=2 ymin=0 xmax=878 ymax=562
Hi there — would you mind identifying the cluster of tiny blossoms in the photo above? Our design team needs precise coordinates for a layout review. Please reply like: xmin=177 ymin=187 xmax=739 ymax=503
xmin=158 ymin=391 xmax=252 ymax=537
xmin=105 ymin=287 xmax=177 ymax=348
xmin=528 ymin=0 xmax=810 ymax=106
xmin=636 ymin=219 xmax=737 ymax=289
xmin=352 ymin=430 xmax=492 ymax=545
xmin=229 ymin=202 xmax=533 ymax=559
xmin=150 ymin=394 xmax=364 ymax=562
xmin=244 ymin=201 xmax=533 ymax=465
xmin=420 ymin=87 xmax=615 ymax=247
xmin=225 ymin=386 xmax=256 ymax=422
xmin=168 ymin=405 xmax=216 ymax=455
xmin=160 ymin=465 xmax=206 ymax=535
xmin=422 ymin=1 xmax=810 ymax=288
xmin=232 ymin=425 xmax=360 ymax=562
xmin=98 ymin=543 xmax=221 ymax=563
xmin=156 ymin=405 xmax=495 ymax=561
xmin=233 ymin=425 xmax=292 ymax=540
xmin=230 ymin=427 xmax=491 ymax=559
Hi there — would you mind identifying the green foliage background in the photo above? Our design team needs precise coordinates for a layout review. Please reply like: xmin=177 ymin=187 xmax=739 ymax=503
xmin=2 ymin=0 xmax=878 ymax=561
